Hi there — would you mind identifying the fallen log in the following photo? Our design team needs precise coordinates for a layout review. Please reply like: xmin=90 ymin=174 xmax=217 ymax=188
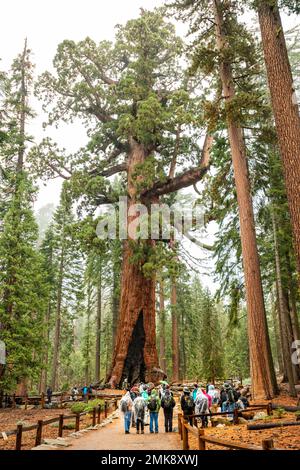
xmin=248 ymin=421 xmax=300 ymax=430
xmin=272 ymin=404 xmax=300 ymax=412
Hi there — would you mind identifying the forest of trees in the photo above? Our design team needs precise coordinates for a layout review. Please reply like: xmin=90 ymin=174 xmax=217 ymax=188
xmin=0 ymin=0 xmax=299 ymax=401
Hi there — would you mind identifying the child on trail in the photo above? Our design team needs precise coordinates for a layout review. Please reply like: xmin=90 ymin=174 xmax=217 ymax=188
xmin=120 ymin=391 xmax=133 ymax=434
xmin=161 ymin=386 xmax=176 ymax=432
xmin=147 ymin=389 xmax=161 ymax=433
xmin=133 ymin=394 xmax=147 ymax=434
xmin=180 ymin=387 xmax=195 ymax=426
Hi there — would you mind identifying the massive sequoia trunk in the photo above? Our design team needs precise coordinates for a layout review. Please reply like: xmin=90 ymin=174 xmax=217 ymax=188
xmin=108 ymin=139 xmax=160 ymax=387
xmin=213 ymin=0 xmax=277 ymax=399
xmin=109 ymin=240 xmax=159 ymax=387
xmin=258 ymin=1 xmax=300 ymax=281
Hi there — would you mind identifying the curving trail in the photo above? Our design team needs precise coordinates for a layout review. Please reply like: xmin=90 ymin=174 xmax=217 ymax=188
xmin=60 ymin=408 xmax=181 ymax=451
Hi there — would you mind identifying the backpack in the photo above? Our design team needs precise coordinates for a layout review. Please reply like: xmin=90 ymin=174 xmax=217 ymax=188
xmin=163 ymin=395 xmax=174 ymax=409
xmin=185 ymin=395 xmax=194 ymax=410
xmin=120 ymin=400 xmax=128 ymax=413
xmin=225 ymin=388 xmax=235 ymax=403
xmin=148 ymin=397 xmax=158 ymax=412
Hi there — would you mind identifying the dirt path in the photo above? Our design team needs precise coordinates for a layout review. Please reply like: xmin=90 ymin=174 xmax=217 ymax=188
xmin=60 ymin=408 xmax=181 ymax=451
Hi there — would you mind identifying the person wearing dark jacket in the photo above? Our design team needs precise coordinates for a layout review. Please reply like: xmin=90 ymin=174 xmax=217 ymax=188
xmin=46 ymin=386 xmax=52 ymax=404
xmin=161 ymin=386 xmax=176 ymax=432
xmin=180 ymin=387 xmax=194 ymax=426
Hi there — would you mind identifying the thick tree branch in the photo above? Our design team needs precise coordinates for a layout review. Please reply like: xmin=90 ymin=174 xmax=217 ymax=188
xmin=143 ymin=134 xmax=213 ymax=198
xmin=90 ymin=162 xmax=128 ymax=178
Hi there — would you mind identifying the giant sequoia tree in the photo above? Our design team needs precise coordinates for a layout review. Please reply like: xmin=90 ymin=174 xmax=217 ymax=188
xmin=33 ymin=10 xmax=213 ymax=387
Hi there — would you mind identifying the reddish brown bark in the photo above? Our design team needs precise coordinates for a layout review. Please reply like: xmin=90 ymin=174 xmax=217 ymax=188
xmin=159 ymin=280 xmax=167 ymax=373
xmin=171 ymin=278 xmax=179 ymax=383
xmin=258 ymin=2 xmax=300 ymax=282
xmin=213 ymin=0 xmax=277 ymax=399
xmin=108 ymin=140 xmax=160 ymax=387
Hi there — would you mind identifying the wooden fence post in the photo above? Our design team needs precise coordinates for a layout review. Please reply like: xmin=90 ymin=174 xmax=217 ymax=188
xmin=25 ymin=394 xmax=28 ymax=410
xmin=198 ymin=429 xmax=206 ymax=450
xmin=58 ymin=414 xmax=64 ymax=437
xmin=41 ymin=392 xmax=45 ymax=409
xmin=97 ymin=405 xmax=101 ymax=424
xmin=92 ymin=407 xmax=96 ymax=426
xmin=182 ymin=418 xmax=189 ymax=450
xmin=35 ymin=420 xmax=43 ymax=447
xmin=75 ymin=413 xmax=80 ymax=432
xmin=233 ymin=408 xmax=239 ymax=425
xmin=60 ymin=393 xmax=64 ymax=408
xmin=262 ymin=438 xmax=274 ymax=450
xmin=178 ymin=413 xmax=183 ymax=440
xmin=114 ymin=399 xmax=118 ymax=411
xmin=104 ymin=401 xmax=108 ymax=418
xmin=12 ymin=394 xmax=16 ymax=409
xmin=15 ymin=424 xmax=23 ymax=450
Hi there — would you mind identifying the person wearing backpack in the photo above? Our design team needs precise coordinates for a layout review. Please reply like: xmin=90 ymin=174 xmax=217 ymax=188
xmin=133 ymin=395 xmax=147 ymax=434
xmin=180 ymin=387 xmax=195 ymax=426
xmin=119 ymin=391 xmax=133 ymax=434
xmin=161 ymin=386 xmax=175 ymax=432
xmin=147 ymin=389 xmax=161 ymax=433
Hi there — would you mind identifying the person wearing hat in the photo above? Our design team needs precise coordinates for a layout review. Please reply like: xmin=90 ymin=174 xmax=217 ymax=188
xmin=220 ymin=382 xmax=236 ymax=414
xmin=161 ymin=385 xmax=176 ymax=432
xmin=180 ymin=387 xmax=195 ymax=426
xmin=192 ymin=383 xmax=198 ymax=401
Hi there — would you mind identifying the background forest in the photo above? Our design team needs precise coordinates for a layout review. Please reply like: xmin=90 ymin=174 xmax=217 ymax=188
xmin=0 ymin=0 xmax=299 ymax=397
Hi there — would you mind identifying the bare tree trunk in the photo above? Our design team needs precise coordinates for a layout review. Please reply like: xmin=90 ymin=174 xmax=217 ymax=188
xmin=213 ymin=0 xmax=277 ymax=399
xmin=171 ymin=277 xmax=179 ymax=383
xmin=271 ymin=286 xmax=284 ymax=375
xmin=51 ymin=248 xmax=64 ymax=391
xmin=258 ymin=1 xmax=300 ymax=280
xmin=108 ymin=140 xmax=160 ymax=387
xmin=85 ymin=283 xmax=92 ymax=385
xmin=272 ymin=211 xmax=297 ymax=396
xmin=39 ymin=301 xmax=51 ymax=393
xmin=159 ymin=280 xmax=167 ymax=373
xmin=95 ymin=267 xmax=102 ymax=382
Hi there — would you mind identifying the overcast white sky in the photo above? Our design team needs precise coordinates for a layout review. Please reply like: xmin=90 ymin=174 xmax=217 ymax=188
xmin=1 ymin=0 xmax=297 ymax=210
xmin=1 ymin=1 xmax=298 ymax=290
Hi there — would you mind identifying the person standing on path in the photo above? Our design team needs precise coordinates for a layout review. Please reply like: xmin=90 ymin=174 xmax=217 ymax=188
xmin=133 ymin=394 xmax=147 ymax=434
xmin=46 ymin=386 xmax=52 ymax=404
xmin=119 ymin=391 xmax=133 ymax=434
xmin=180 ymin=387 xmax=194 ymax=426
xmin=161 ymin=386 xmax=175 ymax=432
xmin=147 ymin=389 xmax=161 ymax=433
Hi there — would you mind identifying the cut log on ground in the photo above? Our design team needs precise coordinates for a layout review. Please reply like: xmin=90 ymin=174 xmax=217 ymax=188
xmin=247 ymin=421 xmax=300 ymax=430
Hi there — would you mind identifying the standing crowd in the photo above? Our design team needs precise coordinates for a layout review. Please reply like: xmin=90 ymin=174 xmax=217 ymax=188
xmin=119 ymin=382 xmax=175 ymax=434
xmin=120 ymin=380 xmax=250 ymax=434
xmin=181 ymin=382 xmax=250 ymax=428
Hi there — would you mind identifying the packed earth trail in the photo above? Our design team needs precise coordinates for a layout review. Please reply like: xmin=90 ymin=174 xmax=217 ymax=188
xmin=39 ymin=409 xmax=181 ymax=451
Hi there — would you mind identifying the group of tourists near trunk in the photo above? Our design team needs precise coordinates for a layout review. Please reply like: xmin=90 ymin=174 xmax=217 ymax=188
xmin=119 ymin=380 xmax=250 ymax=434
xmin=181 ymin=382 xmax=250 ymax=428
xmin=119 ymin=382 xmax=175 ymax=434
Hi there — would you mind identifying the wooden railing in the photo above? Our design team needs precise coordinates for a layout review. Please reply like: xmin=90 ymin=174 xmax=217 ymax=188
xmin=178 ymin=413 xmax=277 ymax=451
xmin=0 ymin=398 xmax=118 ymax=450
xmin=0 ymin=391 xmax=122 ymax=409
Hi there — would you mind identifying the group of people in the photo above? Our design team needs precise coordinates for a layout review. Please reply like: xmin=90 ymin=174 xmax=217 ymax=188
xmin=120 ymin=380 xmax=250 ymax=434
xmin=119 ymin=382 xmax=175 ymax=434
xmin=181 ymin=382 xmax=250 ymax=428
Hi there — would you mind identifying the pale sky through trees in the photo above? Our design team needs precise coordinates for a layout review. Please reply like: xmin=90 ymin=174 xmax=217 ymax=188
xmin=0 ymin=1 xmax=298 ymax=289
